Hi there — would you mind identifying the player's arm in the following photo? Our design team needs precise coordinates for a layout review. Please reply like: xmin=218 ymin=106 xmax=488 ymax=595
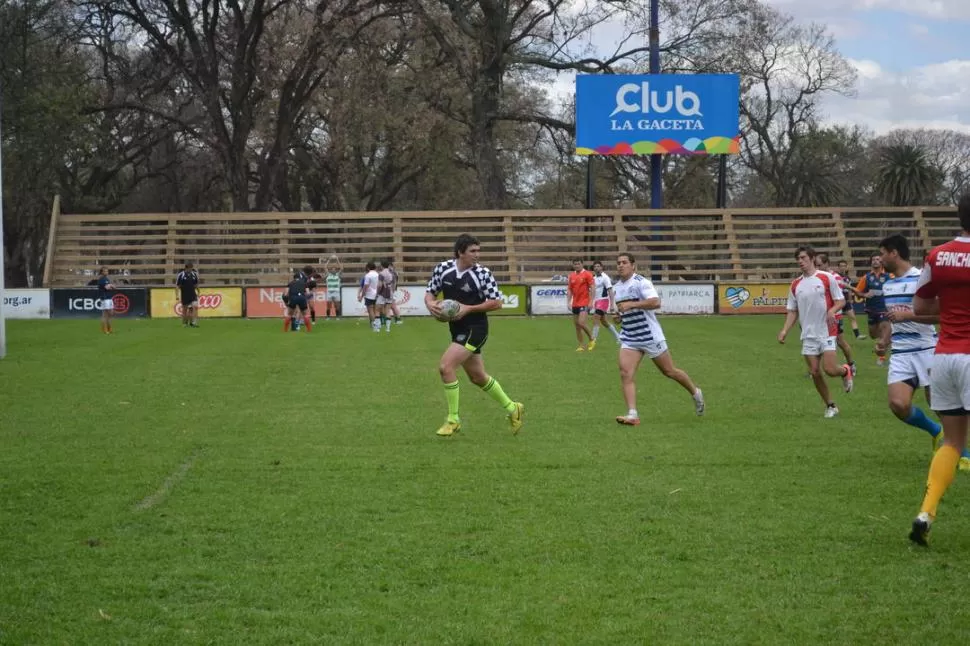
xmin=826 ymin=279 xmax=845 ymax=321
xmin=587 ymin=275 xmax=596 ymax=307
xmin=608 ymin=287 xmax=616 ymax=312
xmin=616 ymin=296 xmax=660 ymax=312
xmin=778 ymin=310 xmax=797 ymax=343
xmin=453 ymin=269 xmax=503 ymax=319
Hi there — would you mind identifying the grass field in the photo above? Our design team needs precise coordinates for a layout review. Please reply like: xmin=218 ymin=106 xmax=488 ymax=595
xmin=1 ymin=315 xmax=968 ymax=645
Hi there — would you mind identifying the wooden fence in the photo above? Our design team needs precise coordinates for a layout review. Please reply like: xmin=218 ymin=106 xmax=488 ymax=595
xmin=43 ymin=201 xmax=963 ymax=287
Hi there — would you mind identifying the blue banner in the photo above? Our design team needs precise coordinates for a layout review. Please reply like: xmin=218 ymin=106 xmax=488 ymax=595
xmin=575 ymin=74 xmax=740 ymax=155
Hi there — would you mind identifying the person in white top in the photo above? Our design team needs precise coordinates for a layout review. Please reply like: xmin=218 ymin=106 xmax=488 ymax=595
xmin=613 ymin=253 xmax=704 ymax=426
xmin=357 ymin=261 xmax=381 ymax=332
xmin=876 ymin=234 xmax=958 ymax=457
xmin=591 ymin=261 xmax=621 ymax=345
xmin=778 ymin=245 xmax=854 ymax=418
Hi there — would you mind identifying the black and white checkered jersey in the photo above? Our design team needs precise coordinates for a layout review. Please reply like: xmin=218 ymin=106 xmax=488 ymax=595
xmin=426 ymin=260 xmax=501 ymax=322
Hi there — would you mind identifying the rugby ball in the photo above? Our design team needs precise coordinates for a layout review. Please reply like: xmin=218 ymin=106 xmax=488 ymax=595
xmin=438 ymin=299 xmax=461 ymax=321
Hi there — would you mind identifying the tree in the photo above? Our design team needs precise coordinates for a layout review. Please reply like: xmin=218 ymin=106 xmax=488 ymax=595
xmin=876 ymin=128 xmax=970 ymax=204
xmin=1 ymin=0 xmax=94 ymax=285
xmin=726 ymin=5 xmax=856 ymax=206
xmin=875 ymin=143 xmax=943 ymax=207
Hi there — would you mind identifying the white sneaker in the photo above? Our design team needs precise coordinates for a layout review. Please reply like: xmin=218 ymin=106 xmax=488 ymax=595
xmin=693 ymin=389 xmax=705 ymax=416
xmin=824 ymin=404 xmax=840 ymax=418
xmin=842 ymin=365 xmax=854 ymax=393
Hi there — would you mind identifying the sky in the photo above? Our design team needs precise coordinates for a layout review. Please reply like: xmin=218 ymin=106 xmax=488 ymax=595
xmin=547 ymin=0 xmax=970 ymax=135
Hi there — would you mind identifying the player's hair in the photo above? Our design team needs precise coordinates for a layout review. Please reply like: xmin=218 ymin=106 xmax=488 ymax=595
xmin=592 ymin=260 xmax=603 ymax=267
xmin=365 ymin=261 xmax=377 ymax=270
xmin=454 ymin=234 xmax=480 ymax=257
xmin=959 ymin=192 xmax=970 ymax=232
xmin=380 ymin=259 xmax=390 ymax=268
xmin=817 ymin=252 xmax=829 ymax=265
xmin=879 ymin=234 xmax=910 ymax=261
xmin=184 ymin=262 xmax=194 ymax=269
xmin=99 ymin=266 xmax=108 ymax=274
xmin=794 ymin=245 xmax=816 ymax=260
xmin=617 ymin=253 xmax=635 ymax=265
xmin=572 ymin=258 xmax=583 ymax=264
xmin=303 ymin=264 xmax=314 ymax=275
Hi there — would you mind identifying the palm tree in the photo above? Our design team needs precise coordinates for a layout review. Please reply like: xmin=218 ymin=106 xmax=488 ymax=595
xmin=875 ymin=144 xmax=943 ymax=206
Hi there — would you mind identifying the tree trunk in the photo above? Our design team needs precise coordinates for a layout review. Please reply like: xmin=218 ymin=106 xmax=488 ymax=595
xmin=470 ymin=65 xmax=508 ymax=209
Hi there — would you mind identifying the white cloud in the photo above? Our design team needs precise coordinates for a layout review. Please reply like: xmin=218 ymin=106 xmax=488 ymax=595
xmin=766 ymin=0 xmax=970 ymax=21
xmin=822 ymin=59 xmax=970 ymax=134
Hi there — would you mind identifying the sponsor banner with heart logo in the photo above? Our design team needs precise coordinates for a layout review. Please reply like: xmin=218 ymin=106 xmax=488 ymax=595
xmin=718 ymin=284 xmax=789 ymax=314
xmin=149 ymin=288 xmax=242 ymax=318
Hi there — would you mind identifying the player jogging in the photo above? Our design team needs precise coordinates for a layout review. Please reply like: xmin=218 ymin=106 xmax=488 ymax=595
xmin=878 ymin=235 xmax=970 ymax=467
xmin=423 ymin=234 xmax=524 ymax=437
xmin=567 ymin=259 xmax=595 ymax=351
xmin=815 ymin=253 xmax=856 ymax=375
xmin=387 ymin=260 xmax=402 ymax=324
xmin=856 ymin=254 xmax=891 ymax=365
xmin=96 ymin=267 xmax=115 ymax=334
xmin=591 ymin=261 xmax=620 ymax=345
xmin=909 ymin=194 xmax=970 ymax=546
xmin=175 ymin=262 xmax=201 ymax=328
xmin=358 ymin=261 xmax=380 ymax=332
xmin=837 ymin=259 xmax=863 ymax=338
xmin=778 ymin=246 xmax=854 ymax=418
xmin=283 ymin=271 xmax=312 ymax=332
xmin=613 ymin=253 xmax=704 ymax=425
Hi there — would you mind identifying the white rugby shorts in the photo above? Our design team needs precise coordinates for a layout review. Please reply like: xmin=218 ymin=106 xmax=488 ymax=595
xmin=98 ymin=298 xmax=115 ymax=311
xmin=801 ymin=336 xmax=836 ymax=356
xmin=929 ymin=354 xmax=970 ymax=413
xmin=620 ymin=339 xmax=668 ymax=359
xmin=887 ymin=350 xmax=933 ymax=387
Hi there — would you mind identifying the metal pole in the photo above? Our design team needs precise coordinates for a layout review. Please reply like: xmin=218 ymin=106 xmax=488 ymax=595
xmin=585 ymin=157 xmax=594 ymax=209
xmin=0 ymin=80 xmax=7 ymax=359
xmin=649 ymin=0 xmax=662 ymax=209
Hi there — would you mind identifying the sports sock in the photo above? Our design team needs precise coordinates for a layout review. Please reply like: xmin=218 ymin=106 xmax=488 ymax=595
xmin=481 ymin=376 xmax=516 ymax=413
xmin=628 ymin=408 xmax=638 ymax=418
xmin=608 ymin=323 xmax=620 ymax=340
xmin=920 ymin=445 xmax=960 ymax=519
xmin=904 ymin=407 xmax=941 ymax=436
xmin=311 ymin=310 xmax=316 ymax=322
xmin=283 ymin=317 xmax=291 ymax=331
xmin=852 ymin=327 xmax=860 ymax=338
xmin=303 ymin=316 xmax=312 ymax=332
xmin=592 ymin=324 xmax=600 ymax=340
xmin=444 ymin=381 xmax=460 ymax=423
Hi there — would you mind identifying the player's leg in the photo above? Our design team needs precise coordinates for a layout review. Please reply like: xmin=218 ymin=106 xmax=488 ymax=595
xmin=392 ymin=301 xmax=402 ymax=324
xmin=910 ymin=356 xmax=970 ymax=545
xmin=820 ymin=344 xmax=853 ymax=392
xmin=888 ymin=352 xmax=941 ymax=446
xmin=299 ymin=301 xmax=312 ymax=331
xmin=846 ymin=306 xmax=861 ymax=338
xmin=435 ymin=342 xmax=474 ymax=435
xmin=616 ymin=347 xmax=644 ymax=425
xmin=651 ymin=346 xmax=704 ymax=415
xmin=309 ymin=297 xmax=316 ymax=323
xmin=283 ymin=305 xmax=293 ymax=331
xmin=873 ymin=317 xmax=889 ymax=365
xmin=805 ymin=354 xmax=838 ymax=416
xmin=190 ymin=301 xmax=199 ymax=327
xmin=103 ymin=301 xmax=113 ymax=333
xmin=836 ymin=320 xmax=855 ymax=373
xmin=383 ymin=302 xmax=392 ymax=332
xmin=572 ymin=311 xmax=586 ymax=351
xmin=578 ymin=309 xmax=593 ymax=341
xmin=462 ymin=351 xmax=523 ymax=433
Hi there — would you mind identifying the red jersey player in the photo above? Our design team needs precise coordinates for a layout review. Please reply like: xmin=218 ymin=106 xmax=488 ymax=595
xmin=567 ymin=259 xmax=595 ymax=351
xmin=909 ymin=193 xmax=970 ymax=546
xmin=814 ymin=252 xmax=857 ymax=375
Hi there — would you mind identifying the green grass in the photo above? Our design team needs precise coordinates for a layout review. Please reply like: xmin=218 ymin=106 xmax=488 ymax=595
xmin=1 ymin=316 xmax=968 ymax=645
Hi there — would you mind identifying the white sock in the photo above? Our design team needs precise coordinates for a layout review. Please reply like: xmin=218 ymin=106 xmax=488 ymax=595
xmin=592 ymin=324 xmax=600 ymax=340
xmin=628 ymin=409 xmax=638 ymax=418
xmin=693 ymin=388 xmax=703 ymax=401
xmin=608 ymin=323 xmax=620 ymax=340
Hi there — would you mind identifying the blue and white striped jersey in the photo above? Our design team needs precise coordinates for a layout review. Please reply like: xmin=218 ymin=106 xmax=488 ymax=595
xmin=613 ymin=273 xmax=665 ymax=344
xmin=883 ymin=266 xmax=938 ymax=353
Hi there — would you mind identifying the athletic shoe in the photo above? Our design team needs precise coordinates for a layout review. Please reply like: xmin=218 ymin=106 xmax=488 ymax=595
xmin=588 ymin=340 xmax=597 ymax=351
xmin=436 ymin=420 xmax=461 ymax=437
xmin=507 ymin=402 xmax=524 ymax=435
xmin=842 ymin=365 xmax=854 ymax=393
xmin=693 ymin=389 xmax=705 ymax=416
xmin=824 ymin=404 xmax=840 ymax=418
xmin=909 ymin=512 xmax=932 ymax=547
xmin=960 ymin=457 xmax=970 ymax=472
xmin=615 ymin=415 xmax=641 ymax=426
